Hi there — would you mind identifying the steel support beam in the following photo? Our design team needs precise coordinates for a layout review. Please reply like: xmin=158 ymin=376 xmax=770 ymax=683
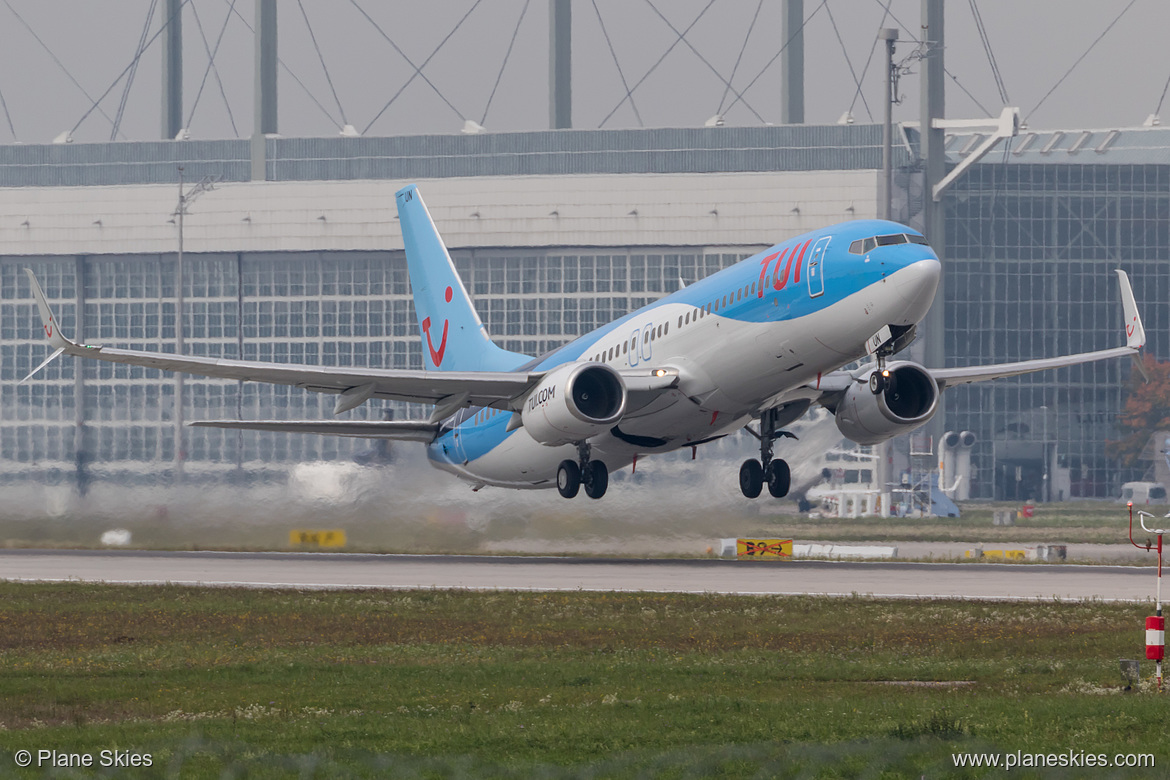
xmin=161 ymin=0 xmax=183 ymax=140
xmin=781 ymin=0 xmax=804 ymax=124
xmin=931 ymin=107 xmax=1020 ymax=200
xmin=251 ymin=0 xmax=277 ymax=181
xmin=549 ymin=0 xmax=571 ymax=129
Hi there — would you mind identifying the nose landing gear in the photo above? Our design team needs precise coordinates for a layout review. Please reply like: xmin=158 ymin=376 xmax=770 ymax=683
xmin=558 ymin=442 xmax=609 ymax=499
xmin=740 ymin=408 xmax=793 ymax=499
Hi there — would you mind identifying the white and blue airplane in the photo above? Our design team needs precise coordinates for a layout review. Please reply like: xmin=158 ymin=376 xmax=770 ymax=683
xmin=24 ymin=184 xmax=1146 ymax=500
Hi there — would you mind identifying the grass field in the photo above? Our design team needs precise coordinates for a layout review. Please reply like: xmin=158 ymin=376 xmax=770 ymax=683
xmin=0 ymin=582 xmax=1165 ymax=778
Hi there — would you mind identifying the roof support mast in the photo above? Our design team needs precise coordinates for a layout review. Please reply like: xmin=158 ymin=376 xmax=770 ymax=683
xmin=251 ymin=0 xmax=277 ymax=180
xmin=549 ymin=0 xmax=571 ymax=129
xmin=781 ymin=0 xmax=804 ymax=124
xmin=161 ymin=0 xmax=182 ymax=140
xmin=920 ymin=0 xmax=945 ymax=442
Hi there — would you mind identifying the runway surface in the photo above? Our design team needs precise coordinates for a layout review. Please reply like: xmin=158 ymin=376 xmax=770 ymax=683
xmin=0 ymin=549 xmax=1157 ymax=601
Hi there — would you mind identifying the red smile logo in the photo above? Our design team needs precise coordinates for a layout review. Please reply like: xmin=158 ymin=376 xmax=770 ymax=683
xmin=422 ymin=286 xmax=454 ymax=368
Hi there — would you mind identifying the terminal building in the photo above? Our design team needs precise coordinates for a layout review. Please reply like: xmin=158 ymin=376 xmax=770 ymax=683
xmin=1 ymin=122 xmax=1168 ymax=500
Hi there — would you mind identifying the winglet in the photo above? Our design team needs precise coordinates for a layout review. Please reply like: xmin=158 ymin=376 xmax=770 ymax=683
xmin=1116 ymin=270 xmax=1145 ymax=350
xmin=24 ymin=269 xmax=74 ymax=351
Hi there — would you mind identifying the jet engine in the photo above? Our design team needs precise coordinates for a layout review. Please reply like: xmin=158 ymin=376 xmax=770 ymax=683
xmin=834 ymin=361 xmax=939 ymax=445
xmin=521 ymin=362 xmax=627 ymax=446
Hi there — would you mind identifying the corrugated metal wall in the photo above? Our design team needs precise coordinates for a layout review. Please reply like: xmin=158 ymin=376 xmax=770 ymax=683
xmin=0 ymin=125 xmax=894 ymax=188
xmin=0 ymin=140 xmax=249 ymax=187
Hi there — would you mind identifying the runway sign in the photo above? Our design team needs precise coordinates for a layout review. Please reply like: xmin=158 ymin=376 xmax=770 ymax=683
xmin=736 ymin=538 xmax=793 ymax=558
xmin=289 ymin=529 xmax=347 ymax=548
xmin=966 ymin=548 xmax=1026 ymax=561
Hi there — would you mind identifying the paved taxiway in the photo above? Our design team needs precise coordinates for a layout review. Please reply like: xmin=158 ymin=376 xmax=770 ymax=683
xmin=0 ymin=549 xmax=1157 ymax=601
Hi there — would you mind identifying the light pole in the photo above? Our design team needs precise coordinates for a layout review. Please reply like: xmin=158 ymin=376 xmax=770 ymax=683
xmin=175 ymin=167 xmax=185 ymax=477
xmin=879 ymin=27 xmax=898 ymax=221
xmin=171 ymin=167 xmax=218 ymax=477
xmin=1040 ymin=405 xmax=1049 ymax=502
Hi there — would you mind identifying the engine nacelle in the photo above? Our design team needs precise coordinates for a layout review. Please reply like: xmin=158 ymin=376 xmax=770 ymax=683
xmin=521 ymin=362 xmax=627 ymax=446
xmin=834 ymin=361 xmax=940 ymax=445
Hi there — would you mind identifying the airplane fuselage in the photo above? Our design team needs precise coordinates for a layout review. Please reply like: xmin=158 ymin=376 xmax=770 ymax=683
xmin=427 ymin=219 xmax=941 ymax=489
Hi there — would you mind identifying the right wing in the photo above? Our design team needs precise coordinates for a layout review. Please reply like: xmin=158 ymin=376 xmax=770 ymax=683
xmin=24 ymin=269 xmax=680 ymax=418
xmin=23 ymin=268 xmax=539 ymax=414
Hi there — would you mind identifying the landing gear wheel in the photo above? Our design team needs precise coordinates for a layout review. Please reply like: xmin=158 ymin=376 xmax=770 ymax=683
xmin=739 ymin=459 xmax=763 ymax=499
xmin=766 ymin=459 xmax=791 ymax=498
xmin=583 ymin=461 xmax=609 ymax=499
xmin=557 ymin=459 xmax=581 ymax=499
xmin=869 ymin=371 xmax=886 ymax=395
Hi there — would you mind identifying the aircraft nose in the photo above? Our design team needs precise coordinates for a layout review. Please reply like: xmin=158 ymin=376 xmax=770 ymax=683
xmin=892 ymin=256 xmax=941 ymax=325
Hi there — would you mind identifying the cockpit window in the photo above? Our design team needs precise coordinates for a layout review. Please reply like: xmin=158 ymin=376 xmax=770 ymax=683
xmin=848 ymin=233 xmax=928 ymax=254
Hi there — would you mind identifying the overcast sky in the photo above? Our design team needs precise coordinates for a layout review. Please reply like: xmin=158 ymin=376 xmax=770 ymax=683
xmin=0 ymin=0 xmax=1167 ymax=144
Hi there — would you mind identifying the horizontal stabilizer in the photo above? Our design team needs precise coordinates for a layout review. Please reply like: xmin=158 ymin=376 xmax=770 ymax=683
xmin=189 ymin=420 xmax=439 ymax=443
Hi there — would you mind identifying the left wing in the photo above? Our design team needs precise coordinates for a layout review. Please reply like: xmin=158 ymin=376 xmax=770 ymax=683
xmin=807 ymin=268 xmax=1145 ymax=401
xmin=23 ymin=269 xmax=678 ymax=417
xmin=930 ymin=269 xmax=1144 ymax=389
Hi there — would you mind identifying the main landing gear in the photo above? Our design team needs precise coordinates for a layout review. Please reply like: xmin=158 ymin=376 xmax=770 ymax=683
xmin=740 ymin=408 xmax=792 ymax=499
xmin=557 ymin=442 xmax=609 ymax=499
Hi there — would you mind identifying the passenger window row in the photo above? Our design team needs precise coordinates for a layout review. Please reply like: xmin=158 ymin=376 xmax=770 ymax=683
xmin=848 ymin=233 xmax=929 ymax=254
xmin=588 ymin=278 xmax=763 ymax=364
xmin=674 ymin=281 xmax=757 ymax=329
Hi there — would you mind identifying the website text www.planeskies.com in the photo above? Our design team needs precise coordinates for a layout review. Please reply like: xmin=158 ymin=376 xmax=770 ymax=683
xmin=953 ymin=750 xmax=1154 ymax=771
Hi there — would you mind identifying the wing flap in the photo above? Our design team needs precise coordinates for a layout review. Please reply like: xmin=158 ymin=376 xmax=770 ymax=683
xmin=189 ymin=420 xmax=439 ymax=442
xmin=82 ymin=345 xmax=538 ymax=406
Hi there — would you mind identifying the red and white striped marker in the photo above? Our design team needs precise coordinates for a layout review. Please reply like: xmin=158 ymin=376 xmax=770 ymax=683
xmin=1147 ymin=616 xmax=1165 ymax=662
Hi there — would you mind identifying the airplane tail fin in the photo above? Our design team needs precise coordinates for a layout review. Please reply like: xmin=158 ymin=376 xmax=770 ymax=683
xmin=395 ymin=184 xmax=531 ymax=372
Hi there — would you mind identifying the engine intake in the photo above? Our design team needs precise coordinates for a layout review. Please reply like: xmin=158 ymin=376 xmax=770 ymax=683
xmin=834 ymin=361 xmax=939 ymax=445
xmin=521 ymin=362 xmax=627 ymax=446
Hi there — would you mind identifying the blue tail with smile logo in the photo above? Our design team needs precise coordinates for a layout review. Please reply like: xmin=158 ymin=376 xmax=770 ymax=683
xmin=395 ymin=184 xmax=531 ymax=372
